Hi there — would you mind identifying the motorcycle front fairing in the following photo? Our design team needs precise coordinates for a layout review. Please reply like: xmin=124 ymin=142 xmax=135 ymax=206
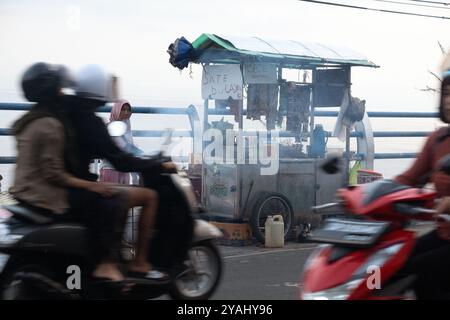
xmin=140 ymin=169 xmax=195 ymax=271
xmin=302 ymin=230 xmax=416 ymax=300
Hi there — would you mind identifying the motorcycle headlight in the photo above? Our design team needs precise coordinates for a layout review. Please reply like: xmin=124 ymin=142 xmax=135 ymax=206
xmin=303 ymin=243 xmax=404 ymax=300
xmin=303 ymin=244 xmax=329 ymax=272
xmin=0 ymin=223 xmax=23 ymax=245
xmin=0 ymin=253 xmax=9 ymax=273
xmin=303 ymin=279 xmax=363 ymax=300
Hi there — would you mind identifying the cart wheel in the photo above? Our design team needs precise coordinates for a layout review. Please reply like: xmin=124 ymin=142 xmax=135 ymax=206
xmin=250 ymin=192 xmax=294 ymax=244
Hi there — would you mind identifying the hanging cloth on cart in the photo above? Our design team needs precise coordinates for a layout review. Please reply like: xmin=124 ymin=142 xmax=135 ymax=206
xmin=215 ymin=99 xmax=228 ymax=112
xmin=297 ymin=86 xmax=311 ymax=134
xmin=228 ymin=98 xmax=242 ymax=123
xmin=333 ymin=90 xmax=366 ymax=141
xmin=247 ymin=84 xmax=262 ymax=120
xmin=282 ymin=83 xmax=311 ymax=133
xmin=278 ymin=82 xmax=289 ymax=126
xmin=215 ymin=97 xmax=242 ymax=122
xmin=246 ymin=84 xmax=279 ymax=130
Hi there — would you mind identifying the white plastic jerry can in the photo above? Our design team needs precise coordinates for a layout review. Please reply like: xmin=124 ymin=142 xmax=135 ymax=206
xmin=265 ymin=215 xmax=284 ymax=248
xmin=265 ymin=216 xmax=273 ymax=247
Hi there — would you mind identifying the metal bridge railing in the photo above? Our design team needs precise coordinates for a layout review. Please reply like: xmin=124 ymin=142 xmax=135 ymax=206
xmin=0 ymin=103 xmax=438 ymax=168
xmin=0 ymin=102 xmax=201 ymax=165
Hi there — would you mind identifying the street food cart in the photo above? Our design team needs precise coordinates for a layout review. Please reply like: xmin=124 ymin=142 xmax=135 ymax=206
xmin=172 ymin=34 xmax=378 ymax=243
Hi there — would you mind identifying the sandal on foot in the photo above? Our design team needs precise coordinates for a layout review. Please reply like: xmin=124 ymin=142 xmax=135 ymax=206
xmin=90 ymin=277 xmax=135 ymax=297
xmin=127 ymin=270 xmax=170 ymax=281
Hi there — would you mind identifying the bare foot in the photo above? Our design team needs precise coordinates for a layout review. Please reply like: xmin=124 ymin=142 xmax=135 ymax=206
xmin=93 ymin=263 xmax=124 ymax=281
xmin=128 ymin=261 xmax=152 ymax=274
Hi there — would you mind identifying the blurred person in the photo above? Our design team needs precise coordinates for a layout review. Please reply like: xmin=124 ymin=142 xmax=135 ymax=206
xmin=9 ymin=62 xmax=128 ymax=285
xmin=64 ymin=65 xmax=176 ymax=280
xmin=393 ymin=58 xmax=450 ymax=299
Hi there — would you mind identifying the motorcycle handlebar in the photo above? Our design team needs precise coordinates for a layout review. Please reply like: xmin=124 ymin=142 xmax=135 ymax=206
xmin=311 ymin=202 xmax=341 ymax=213
xmin=138 ymin=154 xmax=172 ymax=163
xmin=311 ymin=202 xmax=437 ymax=217
xmin=393 ymin=203 xmax=436 ymax=216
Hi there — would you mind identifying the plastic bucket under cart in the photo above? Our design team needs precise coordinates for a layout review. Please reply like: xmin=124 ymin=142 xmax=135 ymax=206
xmin=357 ymin=169 xmax=383 ymax=184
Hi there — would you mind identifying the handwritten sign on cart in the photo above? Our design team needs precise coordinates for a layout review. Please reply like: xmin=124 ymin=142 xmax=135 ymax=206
xmin=202 ymin=64 xmax=243 ymax=100
xmin=243 ymin=63 xmax=277 ymax=84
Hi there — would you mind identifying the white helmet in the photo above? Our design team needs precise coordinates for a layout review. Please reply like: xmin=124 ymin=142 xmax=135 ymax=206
xmin=74 ymin=64 xmax=114 ymax=102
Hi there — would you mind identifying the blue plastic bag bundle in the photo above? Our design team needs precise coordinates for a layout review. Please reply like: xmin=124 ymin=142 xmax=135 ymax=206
xmin=167 ymin=37 xmax=196 ymax=70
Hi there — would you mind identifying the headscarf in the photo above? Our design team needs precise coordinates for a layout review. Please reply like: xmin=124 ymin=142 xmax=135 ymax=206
xmin=110 ymin=99 xmax=133 ymax=146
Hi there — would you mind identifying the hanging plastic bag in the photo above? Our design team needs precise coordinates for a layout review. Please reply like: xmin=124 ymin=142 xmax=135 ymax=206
xmin=333 ymin=90 xmax=366 ymax=142
xmin=344 ymin=97 xmax=366 ymax=123
xmin=167 ymin=37 xmax=196 ymax=70
xmin=332 ymin=89 xmax=350 ymax=141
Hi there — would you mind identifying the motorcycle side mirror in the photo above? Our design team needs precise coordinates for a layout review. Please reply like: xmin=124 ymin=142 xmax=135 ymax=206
xmin=162 ymin=128 xmax=174 ymax=146
xmin=438 ymin=154 xmax=450 ymax=175
xmin=107 ymin=121 xmax=127 ymax=137
xmin=321 ymin=155 xmax=343 ymax=175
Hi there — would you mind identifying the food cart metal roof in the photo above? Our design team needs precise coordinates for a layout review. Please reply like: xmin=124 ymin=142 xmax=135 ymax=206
xmin=192 ymin=33 xmax=378 ymax=68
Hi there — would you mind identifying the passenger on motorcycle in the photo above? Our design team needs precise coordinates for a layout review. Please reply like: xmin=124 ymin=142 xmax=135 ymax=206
xmin=394 ymin=59 xmax=450 ymax=299
xmin=63 ymin=64 xmax=176 ymax=281
xmin=9 ymin=62 xmax=127 ymax=284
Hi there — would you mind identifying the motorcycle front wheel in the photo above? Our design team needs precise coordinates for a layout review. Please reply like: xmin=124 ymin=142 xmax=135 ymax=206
xmin=1 ymin=261 xmax=54 ymax=300
xmin=169 ymin=240 xmax=222 ymax=300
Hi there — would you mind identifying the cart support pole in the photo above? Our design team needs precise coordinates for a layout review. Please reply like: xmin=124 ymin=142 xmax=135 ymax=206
xmin=237 ymin=63 xmax=244 ymax=219
xmin=202 ymin=96 xmax=209 ymax=207
xmin=310 ymin=68 xmax=316 ymax=154
xmin=344 ymin=65 xmax=352 ymax=186
xmin=344 ymin=126 xmax=351 ymax=186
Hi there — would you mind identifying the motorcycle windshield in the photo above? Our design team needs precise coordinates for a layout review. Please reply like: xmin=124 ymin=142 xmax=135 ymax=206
xmin=362 ymin=180 xmax=410 ymax=206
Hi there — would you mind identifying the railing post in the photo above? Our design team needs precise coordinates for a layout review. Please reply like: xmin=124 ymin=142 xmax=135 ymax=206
xmin=186 ymin=104 xmax=202 ymax=163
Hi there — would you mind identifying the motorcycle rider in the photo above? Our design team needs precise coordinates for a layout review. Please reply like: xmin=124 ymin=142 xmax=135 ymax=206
xmin=9 ymin=62 xmax=128 ymax=284
xmin=394 ymin=60 xmax=450 ymax=299
xmin=62 ymin=64 xmax=176 ymax=280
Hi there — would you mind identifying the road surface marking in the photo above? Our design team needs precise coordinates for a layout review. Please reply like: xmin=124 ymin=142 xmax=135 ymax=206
xmin=223 ymin=245 xmax=317 ymax=259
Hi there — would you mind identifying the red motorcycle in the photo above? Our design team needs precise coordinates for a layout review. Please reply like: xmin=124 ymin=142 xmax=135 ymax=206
xmin=300 ymin=155 xmax=450 ymax=300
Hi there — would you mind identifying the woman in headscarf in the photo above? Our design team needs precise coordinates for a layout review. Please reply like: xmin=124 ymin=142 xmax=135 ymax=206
xmin=100 ymin=100 xmax=140 ymax=184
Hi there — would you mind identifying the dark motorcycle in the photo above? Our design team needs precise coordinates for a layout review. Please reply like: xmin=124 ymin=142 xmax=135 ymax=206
xmin=0 ymin=122 xmax=223 ymax=300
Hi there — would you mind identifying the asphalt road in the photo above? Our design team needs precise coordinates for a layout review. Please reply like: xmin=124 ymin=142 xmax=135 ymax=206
xmin=207 ymin=223 xmax=435 ymax=300
xmin=210 ymin=242 xmax=317 ymax=300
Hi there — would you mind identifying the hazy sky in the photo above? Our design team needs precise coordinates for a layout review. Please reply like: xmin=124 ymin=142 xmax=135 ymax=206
xmin=0 ymin=0 xmax=449 ymax=111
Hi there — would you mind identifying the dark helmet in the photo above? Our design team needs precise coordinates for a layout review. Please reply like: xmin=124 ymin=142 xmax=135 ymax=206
xmin=439 ymin=54 xmax=450 ymax=123
xmin=20 ymin=62 xmax=73 ymax=103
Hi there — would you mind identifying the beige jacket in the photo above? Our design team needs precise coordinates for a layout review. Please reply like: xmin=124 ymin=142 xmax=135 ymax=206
xmin=9 ymin=117 xmax=72 ymax=214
